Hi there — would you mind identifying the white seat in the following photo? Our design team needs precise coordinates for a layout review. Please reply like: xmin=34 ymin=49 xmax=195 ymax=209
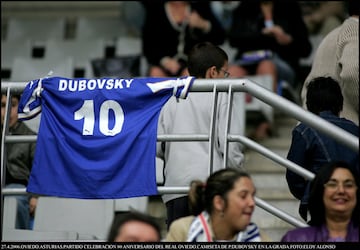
xmin=115 ymin=36 xmax=142 ymax=56
xmin=6 ymin=17 xmax=66 ymax=41
xmin=2 ymin=229 xmax=79 ymax=241
xmin=2 ymin=196 xmax=18 ymax=231
xmin=115 ymin=36 xmax=147 ymax=76
xmin=2 ymin=197 xmax=79 ymax=242
xmin=10 ymin=57 xmax=74 ymax=82
xmin=75 ymin=17 xmax=128 ymax=41
xmin=1 ymin=39 xmax=32 ymax=69
xmin=46 ymin=39 xmax=106 ymax=78
xmin=33 ymin=197 xmax=115 ymax=240
xmin=115 ymin=197 xmax=149 ymax=213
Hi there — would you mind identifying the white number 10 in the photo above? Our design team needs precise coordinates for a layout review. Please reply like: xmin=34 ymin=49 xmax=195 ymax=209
xmin=74 ymin=99 xmax=124 ymax=136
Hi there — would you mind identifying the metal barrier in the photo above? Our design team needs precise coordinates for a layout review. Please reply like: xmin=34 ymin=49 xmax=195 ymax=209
xmin=2 ymin=78 xmax=358 ymax=231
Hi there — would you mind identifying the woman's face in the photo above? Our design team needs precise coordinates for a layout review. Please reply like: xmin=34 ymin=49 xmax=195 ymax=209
xmin=323 ymin=168 xmax=357 ymax=218
xmin=223 ymin=177 xmax=256 ymax=231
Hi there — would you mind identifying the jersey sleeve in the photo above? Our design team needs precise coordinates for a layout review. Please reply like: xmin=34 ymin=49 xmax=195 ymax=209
xmin=18 ymin=79 xmax=43 ymax=120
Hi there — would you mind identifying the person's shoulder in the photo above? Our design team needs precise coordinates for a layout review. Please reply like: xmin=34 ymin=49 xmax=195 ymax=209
xmin=293 ymin=122 xmax=309 ymax=133
xmin=341 ymin=17 xmax=359 ymax=30
xmin=281 ymin=226 xmax=317 ymax=242
xmin=171 ymin=216 xmax=195 ymax=228
xmin=166 ymin=215 xmax=195 ymax=242
xmin=16 ymin=121 xmax=37 ymax=135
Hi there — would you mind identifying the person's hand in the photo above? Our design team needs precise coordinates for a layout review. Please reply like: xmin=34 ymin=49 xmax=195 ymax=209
xmin=262 ymin=25 xmax=292 ymax=45
xmin=160 ymin=57 xmax=182 ymax=75
xmin=29 ymin=196 xmax=38 ymax=217
xmin=188 ymin=11 xmax=211 ymax=32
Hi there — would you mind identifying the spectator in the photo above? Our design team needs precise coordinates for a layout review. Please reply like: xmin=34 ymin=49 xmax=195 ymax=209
xmin=1 ymin=94 xmax=36 ymax=229
xmin=227 ymin=0 xmax=311 ymax=140
xmin=228 ymin=0 xmax=312 ymax=90
xmin=301 ymin=0 xmax=359 ymax=126
xmin=166 ymin=168 xmax=264 ymax=242
xmin=281 ymin=161 xmax=359 ymax=242
xmin=157 ymin=42 xmax=244 ymax=229
xmin=286 ymin=77 xmax=359 ymax=221
xmin=107 ymin=211 xmax=162 ymax=242
xmin=141 ymin=1 xmax=225 ymax=77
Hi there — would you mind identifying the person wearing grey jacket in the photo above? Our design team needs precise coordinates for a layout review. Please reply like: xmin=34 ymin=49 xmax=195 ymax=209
xmin=157 ymin=42 xmax=245 ymax=229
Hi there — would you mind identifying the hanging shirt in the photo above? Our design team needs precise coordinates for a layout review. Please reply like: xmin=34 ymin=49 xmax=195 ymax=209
xmin=18 ymin=76 xmax=194 ymax=199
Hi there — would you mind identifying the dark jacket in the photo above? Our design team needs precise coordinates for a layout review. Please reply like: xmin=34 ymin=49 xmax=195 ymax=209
xmin=228 ymin=0 xmax=311 ymax=73
xmin=141 ymin=1 xmax=225 ymax=66
xmin=281 ymin=221 xmax=359 ymax=242
xmin=4 ymin=121 xmax=36 ymax=186
xmin=286 ymin=111 xmax=359 ymax=219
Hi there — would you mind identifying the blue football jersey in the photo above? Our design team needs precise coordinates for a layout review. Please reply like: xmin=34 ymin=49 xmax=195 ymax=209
xmin=18 ymin=76 xmax=194 ymax=199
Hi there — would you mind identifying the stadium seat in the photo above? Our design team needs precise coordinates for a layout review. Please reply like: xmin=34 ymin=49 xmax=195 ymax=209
xmin=33 ymin=197 xmax=115 ymax=240
xmin=2 ymin=229 xmax=79 ymax=242
xmin=6 ymin=17 xmax=66 ymax=41
xmin=46 ymin=39 xmax=106 ymax=78
xmin=75 ymin=17 xmax=128 ymax=40
xmin=1 ymin=39 xmax=32 ymax=70
xmin=2 ymin=197 xmax=78 ymax=242
xmin=115 ymin=36 xmax=147 ymax=77
xmin=10 ymin=57 xmax=74 ymax=82
xmin=2 ymin=196 xmax=17 ymax=231
xmin=115 ymin=196 xmax=149 ymax=214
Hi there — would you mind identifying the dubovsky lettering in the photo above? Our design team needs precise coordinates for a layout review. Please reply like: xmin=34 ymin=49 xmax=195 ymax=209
xmin=58 ymin=79 xmax=134 ymax=91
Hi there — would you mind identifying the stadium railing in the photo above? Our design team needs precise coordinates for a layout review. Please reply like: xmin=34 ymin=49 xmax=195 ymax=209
xmin=1 ymin=79 xmax=358 ymax=240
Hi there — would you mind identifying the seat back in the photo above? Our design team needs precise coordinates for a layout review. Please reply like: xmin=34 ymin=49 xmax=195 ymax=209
xmin=46 ymin=39 xmax=106 ymax=78
xmin=10 ymin=57 xmax=74 ymax=82
xmin=6 ymin=18 xmax=66 ymax=41
xmin=33 ymin=197 xmax=115 ymax=240
xmin=2 ymin=196 xmax=17 ymax=231
xmin=1 ymin=39 xmax=32 ymax=69
xmin=75 ymin=17 xmax=127 ymax=40
xmin=2 ymin=229 xmax=79 ymax=242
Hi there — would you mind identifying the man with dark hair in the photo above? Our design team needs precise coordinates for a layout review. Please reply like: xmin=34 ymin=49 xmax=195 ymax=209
xmin=107 ymin=211 xmax=161 ymax=242
xmin=1 ymin=94 xmax=37 ymax=229
xmin=286 ymin=76 xmax=359 ymax=221
xmin=157 ymin=42 xmax=245 ymax=228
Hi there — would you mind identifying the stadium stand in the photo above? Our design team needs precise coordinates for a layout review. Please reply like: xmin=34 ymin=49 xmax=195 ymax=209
xmin=10 ymin=57 xmax=74 ymax=81
xmin=5 ymin=17 xmax=66 ymax=41
xmin=1 ymin=39 xmax=32 ymax=72
xmin=75 ymin=17 xmax=128 ymax=41
xmin=45 ymin=38 xmax=106 ymax=78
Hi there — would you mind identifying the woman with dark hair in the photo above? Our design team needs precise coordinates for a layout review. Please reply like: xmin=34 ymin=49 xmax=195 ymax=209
xmin=282 ymin=161 xmax=359 ymax=242
xmin=165 ymin=168 xmax=264 ymax=242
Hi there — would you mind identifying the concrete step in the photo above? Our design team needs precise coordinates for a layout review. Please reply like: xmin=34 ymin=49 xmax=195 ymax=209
xmin=251 ymin=173 xmax=294 ymax=200
xmin=244 ymin=149 xmax=289 ymax=174
xmin=252 ymin=199 xmax=302 ymax=229
xmin=252 ymin=198 xmax=303 ymax=241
